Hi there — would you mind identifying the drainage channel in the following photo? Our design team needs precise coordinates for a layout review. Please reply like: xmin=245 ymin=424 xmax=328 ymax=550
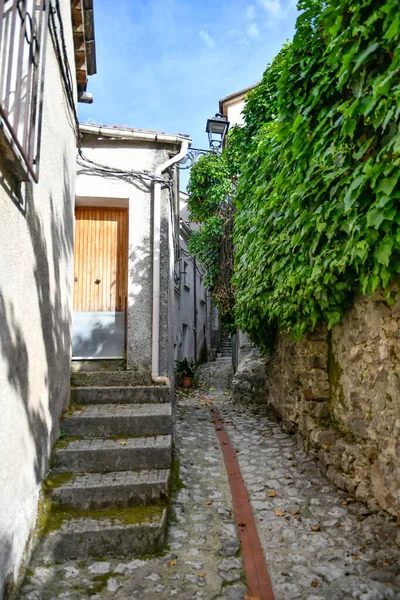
xmin=211 ymin=407 xmax=275 ymax=600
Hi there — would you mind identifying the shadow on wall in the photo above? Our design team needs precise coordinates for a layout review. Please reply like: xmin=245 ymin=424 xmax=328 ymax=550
xmin=77 ymin=164 xmax=152 ymax=194
xmin=128 ymin=235 xmax=151 ymax=306
xmin=126 ymin=235 xmax=151 ymax=373
xmin=0 ymin=156 xmax=74 ymax=596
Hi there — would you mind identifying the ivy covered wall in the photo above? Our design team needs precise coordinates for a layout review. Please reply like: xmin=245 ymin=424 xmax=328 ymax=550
xmin=234 ymin=0 xmax=400 ymax=344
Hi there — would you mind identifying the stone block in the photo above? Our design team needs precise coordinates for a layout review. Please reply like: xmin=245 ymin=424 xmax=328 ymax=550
xmin=311 ymin=428 xmax=342 ymax=449
xmin=53 ymin=435 xmax=172 ymax=473
xmin=51 ymin=469 xmax=170 ymax=510
xmin=383 ymin=319 xmax=400 ymax=337
xmin=298 ymin=415 xmax=318 ymax=437
xmin=318 ymin=448 xmax=331 ymax=469
xmin=355 ymin=480 xmax=372 ymax=504
xmin=71 ymin=385 xmax=170 ymax=405
xmin=308 ymin=401 xmax=331 ymax=419
xmin=370 ymin=460 xmax=400 ymax=518
xmin=62 ymin=403 xmax=172 ymax=438
xmin=347 ymin=416 xmax=369 ymax=441
xmin=326 ymin=466 xmax=357 ymax=495
xmin=35 ymin=508 xmax=167 ymax=561
xmin=299 ymin=369 xmax=329 ymax=400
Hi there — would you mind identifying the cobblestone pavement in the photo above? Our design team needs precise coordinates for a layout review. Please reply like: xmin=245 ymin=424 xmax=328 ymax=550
xmin=202 ymin=362 xmax=400 ymax=600
xmin=20 ymin=360 xmax=400 ymax=599
xmin=18 ymin=364 xmax=246 ymax=600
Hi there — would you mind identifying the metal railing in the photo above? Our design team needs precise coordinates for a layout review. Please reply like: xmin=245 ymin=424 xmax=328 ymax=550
xmin=0 ymin=0 xmax=49 ymax=182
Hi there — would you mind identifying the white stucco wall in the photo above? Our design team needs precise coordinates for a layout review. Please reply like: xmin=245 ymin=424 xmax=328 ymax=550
xmin=76 ymin=135 xmax=181 ymax=382
xmin=0 ymin=1 xmax=77 ymax=594
xmin=225 ymin=98 xmax=246 ymax=127
xmin=174 ymin=226 xmax=209 ymax=365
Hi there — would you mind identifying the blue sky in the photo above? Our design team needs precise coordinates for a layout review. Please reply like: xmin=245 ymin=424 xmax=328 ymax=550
xmin=79 ymin=0 xmax=299 ymax=185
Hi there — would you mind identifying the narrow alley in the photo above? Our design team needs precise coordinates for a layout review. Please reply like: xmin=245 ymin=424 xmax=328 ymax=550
xmin=19 ymin=362 xmax=400 ymax=600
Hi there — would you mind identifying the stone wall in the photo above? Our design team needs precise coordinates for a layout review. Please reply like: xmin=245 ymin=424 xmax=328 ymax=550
xmin=232 ymin=292 xmax=400 ymax=519
xmin=232 ymin=354 xmax=267 ymax=405
xmin=329 ymin=292 xmax=400 ymax=518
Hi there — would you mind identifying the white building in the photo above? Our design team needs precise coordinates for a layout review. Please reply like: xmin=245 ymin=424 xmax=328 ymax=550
xmin=174 ymin=192 xmax=218 ymax=365
xmin=75 ymin=124 xmax=190 ymax=386
xmin=0 ymin=1 xmax=95 ymax=594
xmin=219 ymin=83 xmax=257 ymax=129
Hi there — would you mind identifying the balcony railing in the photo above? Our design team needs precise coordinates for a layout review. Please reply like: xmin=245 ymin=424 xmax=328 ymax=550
xmin=0 ymin=0 xmax=49 ymax=182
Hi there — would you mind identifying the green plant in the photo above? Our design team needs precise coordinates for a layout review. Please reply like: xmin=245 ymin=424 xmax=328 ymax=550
xmin=234 ymin=0 xmax=400 ymax=343
xmin=187 ymin=137 xmax=240 ymax=328
xmin=175 ymin=358 xmax=197 ymax=378
xmin=188 ymin=0 xmax=400 ymax=349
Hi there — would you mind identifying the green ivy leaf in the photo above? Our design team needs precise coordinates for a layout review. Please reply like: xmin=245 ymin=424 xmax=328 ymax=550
xmin=353 ymin=42 xmax=379 ymax=72
xmin=367 ymin=209 xmax=385 ymax=229
xmin=374 ymin=236 xmax=394 ymax=266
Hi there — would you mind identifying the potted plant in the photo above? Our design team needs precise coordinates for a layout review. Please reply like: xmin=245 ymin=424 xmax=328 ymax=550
xmin=175 ymin=358 xmax=197 ymax=388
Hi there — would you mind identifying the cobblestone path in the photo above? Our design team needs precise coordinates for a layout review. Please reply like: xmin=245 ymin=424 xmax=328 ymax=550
xmin=19 ymin=361 xmax=400 ymax=599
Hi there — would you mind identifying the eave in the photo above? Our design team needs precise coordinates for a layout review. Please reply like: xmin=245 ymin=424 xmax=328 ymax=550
xmin=71 ymin=0 xmax=97 ymax=92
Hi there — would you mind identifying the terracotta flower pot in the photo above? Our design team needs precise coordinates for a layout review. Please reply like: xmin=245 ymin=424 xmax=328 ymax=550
xmin=182 ymin=376 xmax=193 ymax=388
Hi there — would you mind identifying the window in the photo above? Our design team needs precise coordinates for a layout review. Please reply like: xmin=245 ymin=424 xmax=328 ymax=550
xmin=183 ymin=260 xmax=189 ymax=289
xmin=0 ymin=0 xmax=49 ymax=182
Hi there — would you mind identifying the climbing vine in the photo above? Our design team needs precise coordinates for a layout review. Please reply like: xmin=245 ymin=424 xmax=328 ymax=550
xmin=234 ymin=0 xmax=400 ymax=344
xmin=187 ymin=146 xmax=238 ymax=327
xmin=188 ymin=0 xmax=400 ymax=347
xmin=186 ymin=44 xmax=290 ymax=334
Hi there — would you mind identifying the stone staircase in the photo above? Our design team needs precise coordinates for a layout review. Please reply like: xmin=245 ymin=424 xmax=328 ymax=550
xmin=221 ymin=332 xmax=232 ymax=358
xmin=35 ymin=378 xmax=172 ymax=562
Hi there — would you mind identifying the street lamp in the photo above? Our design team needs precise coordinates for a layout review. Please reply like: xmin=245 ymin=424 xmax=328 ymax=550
xmin=206 ymin=113 xmax=230 ymax=150
xmin=179 ymin=112 xmax=230 ymax=169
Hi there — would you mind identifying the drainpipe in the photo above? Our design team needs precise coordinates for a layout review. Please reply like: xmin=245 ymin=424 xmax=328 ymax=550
xmin=193 ymin=256 xmax=197 ymax=365
xmin=152 ymin=139 xmax=189 ymax=385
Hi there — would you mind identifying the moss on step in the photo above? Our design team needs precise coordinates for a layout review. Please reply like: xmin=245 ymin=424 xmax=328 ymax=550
xmin=36 ymin=497 xmax=166 ymax=537
xmin=61 ymin=402 xmax=83 ymax=419
xmin=170 ymin=452 xmax=186 ymax=495
xmin=43 ymin=472 xmax=75 ymax=492
xmin=54 ymin=436 xmax=81 ymax=450
xmin=91 ymin=572 xmax=114 ymax=593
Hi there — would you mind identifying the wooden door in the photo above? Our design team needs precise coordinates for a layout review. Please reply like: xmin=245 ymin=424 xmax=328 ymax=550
xmin=74 ymin=207 xmax=128 ymax=312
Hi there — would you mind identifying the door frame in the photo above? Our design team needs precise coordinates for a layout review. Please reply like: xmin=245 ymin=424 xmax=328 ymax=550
xmin=72 ymin=197 xmax=129 ymax=360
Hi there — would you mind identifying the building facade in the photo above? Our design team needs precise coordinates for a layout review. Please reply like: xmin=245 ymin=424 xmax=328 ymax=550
xmin=0 ymin=1 xmax=95 ymax=596
xmin=75 ymin=124 xmax=190 ymax=386
xmin=219 ymin=83 xmax=257 ymax=130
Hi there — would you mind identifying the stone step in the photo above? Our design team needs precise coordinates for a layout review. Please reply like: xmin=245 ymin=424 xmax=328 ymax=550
xmin=71 ymin=371 xmax=157 ymax=388
xmin=53 ymin=435 xmax=172 ymax=473
xmin=35 ymin=506 xmax=167 ymax=561
xmin=61 ymin=403 xmax=172 ymax=438
xmin=71 ymin=385 xmax=170 ymax=405
xmin=49 ymin=469 xmax=170 ymax=509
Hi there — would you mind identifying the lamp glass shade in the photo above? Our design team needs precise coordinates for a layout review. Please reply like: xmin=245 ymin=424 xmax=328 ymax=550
xmin=205 ymin=113 xmax=230 ymax=148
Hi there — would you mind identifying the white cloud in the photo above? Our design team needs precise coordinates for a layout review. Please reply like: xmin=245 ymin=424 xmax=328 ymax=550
xmin=246 ymin=23 xmax=260 ymax=39
xmin=257 ymin=0 xmax=282 ymax=17
xmin=199 ymin=30 xmax=215 ymax=48
xmin=246 ymin=5 xmax=256 ymax=20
